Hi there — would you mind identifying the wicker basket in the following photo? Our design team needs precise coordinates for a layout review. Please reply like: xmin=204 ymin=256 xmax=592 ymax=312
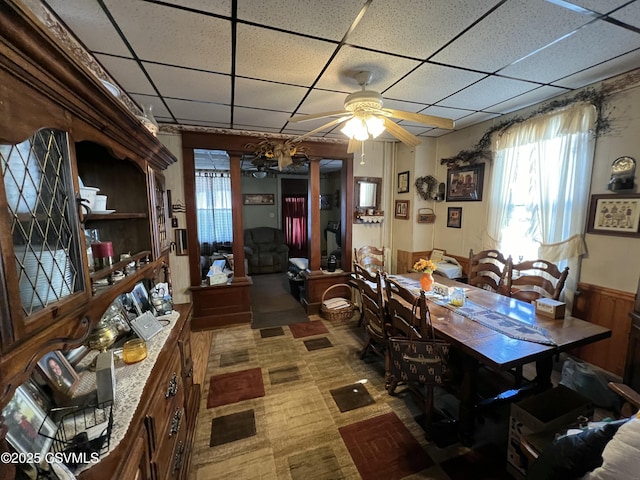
xmin=417 ymin=208 xmax=436 ymax=224
xmin=321 ymin=283 xmax=356 ymax=322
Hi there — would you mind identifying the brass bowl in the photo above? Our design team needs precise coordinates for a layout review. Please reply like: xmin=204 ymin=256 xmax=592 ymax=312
xmin=123 ymin=338 xmax=147 ymax=364
xmin=87 ymin=324 xmax=117 ymax=352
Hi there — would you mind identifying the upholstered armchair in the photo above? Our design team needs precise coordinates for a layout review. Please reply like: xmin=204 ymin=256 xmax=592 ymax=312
xmin=243 ymin=227 xmax=289 ymax=275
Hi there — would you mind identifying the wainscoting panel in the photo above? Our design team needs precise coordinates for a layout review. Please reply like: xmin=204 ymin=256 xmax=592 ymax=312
xmin=572 ymin=282 xmax=635 ymax=377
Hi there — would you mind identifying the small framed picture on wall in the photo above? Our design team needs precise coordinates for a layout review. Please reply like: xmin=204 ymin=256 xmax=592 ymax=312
xmin=397 ymin=171 xmax=410 ymax=194
xmin=447 ymin=207 xmax=462 ymax=228
xmin=395 ymin=200 xmax=410 ymax=219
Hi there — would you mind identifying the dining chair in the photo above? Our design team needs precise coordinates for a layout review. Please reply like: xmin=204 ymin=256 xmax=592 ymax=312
xmin=355 ymin=271 xmax=389 ymax=367
xmin=353 ymin=245 xmax=385 ymax=274
xmin=353 ymin=262 xmax=380 ymax=327
xmin=468 ymin=249 xmax=511 ymax=295
xmin=384 ymin=283 xmax=452 ymax=432
xmin=506 ymin=259 xmax=569 ymax=303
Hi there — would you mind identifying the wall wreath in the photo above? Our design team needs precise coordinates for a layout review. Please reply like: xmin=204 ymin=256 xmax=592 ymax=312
xmin=415 ymin=175 xmax=438 ymax=200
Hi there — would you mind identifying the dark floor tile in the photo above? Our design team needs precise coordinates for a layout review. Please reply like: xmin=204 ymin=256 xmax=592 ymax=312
xmin=303 ymin=337 xmax=333 ymax=351
xmin=269 ymin=365 xmax=300 ymax=385
xmin=288 ymin=445 xmax=344 ymax=480
xmin=210 ymin=409 xmax=256 ymax=446
xmin=260 ymin=326 xmax=285 ymax=338
xmin=219 ymin=348 xmax=249 ymax=367
xmin=330 ymin=383 xmax=375 ymax=413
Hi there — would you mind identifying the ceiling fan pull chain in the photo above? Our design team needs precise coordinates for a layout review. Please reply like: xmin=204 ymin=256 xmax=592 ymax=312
xmin=360 ymin=142 xmax=366 ymax=165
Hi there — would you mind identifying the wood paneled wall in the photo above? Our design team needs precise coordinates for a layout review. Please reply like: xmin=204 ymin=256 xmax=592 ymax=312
xmin=572 ymin=282 xmax=636 ymax=377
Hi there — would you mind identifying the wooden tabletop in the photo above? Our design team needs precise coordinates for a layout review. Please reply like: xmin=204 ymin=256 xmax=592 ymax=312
xmin=395 ymin=274 xmax=612 ymax=371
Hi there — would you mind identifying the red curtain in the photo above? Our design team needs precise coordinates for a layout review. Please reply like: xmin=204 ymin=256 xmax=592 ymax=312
xmin=282 ymin=195 xmax=307 ymax=257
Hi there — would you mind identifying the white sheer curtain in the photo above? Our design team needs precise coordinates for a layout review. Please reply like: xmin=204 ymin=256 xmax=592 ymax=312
xmin=195 ymin=171 xmax=233 ymax=245
xmin=485 ymin=103 xmax=597 ymax=306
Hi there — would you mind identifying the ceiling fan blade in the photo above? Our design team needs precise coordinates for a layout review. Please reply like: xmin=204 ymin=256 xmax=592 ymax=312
xmin=289 ymin=110 xmax=349 ymax=123
xmin=383 ymin=108 xmax=454 ymax=130
xmin=291 ymin=116 xmax=351 ymax=142
xmin=347 ymin=138 xmax=361 ymax=154
xmin=383 ymin=117 xmax=421 ymax=147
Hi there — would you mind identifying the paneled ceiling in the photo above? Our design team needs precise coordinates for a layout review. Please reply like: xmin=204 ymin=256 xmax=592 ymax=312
xmin=43 ymin=0 xmax=640 ymax=144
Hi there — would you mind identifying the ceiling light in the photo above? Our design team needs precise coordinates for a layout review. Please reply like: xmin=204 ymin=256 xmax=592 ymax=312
xmin=341 ymin=114 xmax=386 ymax=141
xmin=252 ymin=171 xmax=267 ymax=179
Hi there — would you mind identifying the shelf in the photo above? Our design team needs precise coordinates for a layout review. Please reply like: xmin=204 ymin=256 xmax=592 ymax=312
xmin=355 ymin=214 xmax=384 ymax=224
xmin=87 ymin=212 xmax=148 ymax=221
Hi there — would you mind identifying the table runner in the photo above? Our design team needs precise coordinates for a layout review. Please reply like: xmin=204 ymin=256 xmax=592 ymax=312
xmin=387 ymin=275 xmax=556 ymax=346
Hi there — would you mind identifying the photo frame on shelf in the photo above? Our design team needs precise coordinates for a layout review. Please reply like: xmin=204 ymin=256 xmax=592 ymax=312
xmin=397 ymin=171 xmax=410 ymax=194
xmin=447 ymin=207 xmax=462 ymax=228
xmin=446 ymin=163 xmax=484 ymax=202
xmin=129 ymin=282 xmax=154 ymax=316
xmin=243 ymin=193 xmax=274 ymax=205
xmin=586 ymin=193 xmax=640 ymax=238
xmin=395 ymin=200 xmax=410 ymax=219
xmin=2 ymin=384 xmax=57 ymax=456
xmin=36 ymin=350 xmax=80 ymax=395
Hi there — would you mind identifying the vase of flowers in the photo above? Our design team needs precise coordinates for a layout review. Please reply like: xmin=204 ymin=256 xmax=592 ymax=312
xmin=412 ymin=258 xmax=437 ymax=291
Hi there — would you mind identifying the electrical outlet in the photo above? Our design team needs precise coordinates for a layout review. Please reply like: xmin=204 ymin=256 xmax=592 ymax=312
xmin=171 ymin=217 xmax=178 ymax=228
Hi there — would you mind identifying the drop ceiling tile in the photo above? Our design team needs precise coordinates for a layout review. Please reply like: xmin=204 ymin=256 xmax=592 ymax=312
xmin=554 ymin=49 xmax=640 ymax=88
xmin=46 ymin=0 xmax=131 ymax=57
xmin=437 ymin=76 xmax=539 ymax=110
xmin=236 ymin=25 xmax=336 ymax=86
xmin=296 ymin=90 xmax=350 ymax=116
xmin=235 ymin=78 xmax=307 ymax=111
xmin=104 ymin=0 xmax=231 ymax=73
xmin=162 ymin=0 xmax=232 ymax=16
xmin=419 ymin=105 xmax=476 ymax=121
xmin=567 ymin=1 xmax=631 ymax=14
xmin=144 ymin=63 xmax=231 ymax=104
xmin=233 ymin=107 xmax=291 ymax=130
xmin=422 ymin=128 xmax=454 ymax=137
xmin=129 ymin=94 xmax=171 ymax=119
xmin=237 ymin=0 xmax=363 ymax=41
xmin=485 ymin=85 xmax=569 ymax=114
xmin=431 ymin=0 xmax=591 ymax=72
xmin=500 ymin=21 xmax=640 ymax=84
xmin=382 ymin=99 xmax=430 ymax=113
xmin=165 ymin=98 xmax=230 ymax=126
xmin=315 ymin=46 xmax=420 ymax=91
xmin=94 ymin=54 xmax=156 ymax=96
xmin=609 ymin=1 xmax=640 ymax=29
xmin=385 ymin=63 xmax=486 ymax=104
xmin=347 ymin=0 xmax=500 ymax=60
xmin=454 ymin=111 xmax=501 ymax=128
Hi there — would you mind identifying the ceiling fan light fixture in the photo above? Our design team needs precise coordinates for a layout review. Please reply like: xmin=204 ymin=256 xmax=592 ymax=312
xmin=341 ymin=114 xmax=385 ymax=141
xmin=252 ymin=170 xmax=267 ymax=179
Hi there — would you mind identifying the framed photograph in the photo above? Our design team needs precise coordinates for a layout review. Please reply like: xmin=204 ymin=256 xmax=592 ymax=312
xmin=395 ymin=199 xmax=410 ymax=219
xmin=320 ymin=194 xmax=332 ymax=210
xmin=447 ymin=207 xmax=462 ymax=228
xmin=397 ymin=171 xmax=410 ymax=194
xmin=2 ymin=384 xmax=57 ymax=456
xmin=243 ymin=193 xmax=274 ymax=205
xmin=446 ymin=163 xmax=485 ymax=202
xmin=36 ymin=350 xmax=79 ymax=395
xmin=587 ymin=194 xmax=640 ymax=238
xmin=129 ymin=282 xmax=153 ymax=316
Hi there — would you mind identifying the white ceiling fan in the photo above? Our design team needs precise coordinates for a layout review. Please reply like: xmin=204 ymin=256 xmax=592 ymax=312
xmin=289 ymin=71 xmax=455 ymax=153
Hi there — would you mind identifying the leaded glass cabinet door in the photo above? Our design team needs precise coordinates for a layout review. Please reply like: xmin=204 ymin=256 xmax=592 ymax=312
xmin=0 ymin=128 xmax=85 ymax=343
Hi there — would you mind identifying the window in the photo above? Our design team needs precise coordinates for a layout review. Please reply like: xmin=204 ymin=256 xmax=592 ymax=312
xmin=486 ymin=103 xmax=596 ymax=272
xmin=195 ymin=171 xmax=233 ymax=246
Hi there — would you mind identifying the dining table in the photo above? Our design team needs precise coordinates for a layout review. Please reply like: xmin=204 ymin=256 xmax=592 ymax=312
xmin=387 ymin=273 xmax=612 ymax=446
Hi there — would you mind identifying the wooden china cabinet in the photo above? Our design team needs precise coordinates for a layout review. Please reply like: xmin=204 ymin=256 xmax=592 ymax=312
xmin=0 ymin=2 xmax=197 ymax=479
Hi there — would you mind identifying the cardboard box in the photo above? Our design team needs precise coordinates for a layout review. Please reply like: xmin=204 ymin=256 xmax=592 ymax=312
xmin=534 ymin=297 xmax=566 ymax=319
xmin=507 ymin=385 xmax=593 ymax=478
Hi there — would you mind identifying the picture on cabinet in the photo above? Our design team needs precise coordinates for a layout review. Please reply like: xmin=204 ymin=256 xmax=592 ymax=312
xmin=129 ymin=282 xmax=154 ymax=316
xmin=2 ymin=384 xmax=56 ymax=456
xmin=36 ymin=350 xmax=79 ymax=395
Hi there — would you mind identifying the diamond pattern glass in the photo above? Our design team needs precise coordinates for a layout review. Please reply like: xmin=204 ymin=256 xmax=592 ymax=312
xmin=1 ymin=129 xmax=82 ymax=315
